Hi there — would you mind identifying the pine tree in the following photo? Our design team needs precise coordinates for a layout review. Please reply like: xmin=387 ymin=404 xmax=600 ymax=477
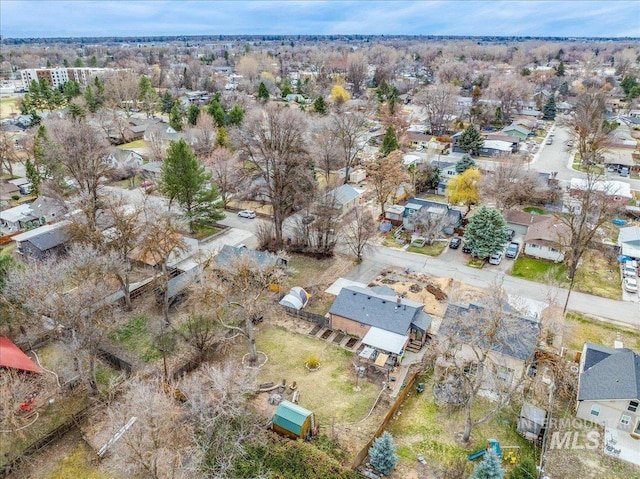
xmin=169 ymin=103 xmax=183 ymax=131
xmin=455 ymin=154 xmax=476 ymax=174
xmin=555 ymin=61 xmax=565 ymax=77
xmin=470 ymin=450 xmax=504 ymax=479
xmin=281 ymin=77 xmax=293 ymax=98
xmin=368 ymin=431 xmax=399 ymax=476
xmin=24 ymin=159 xmax=42 ymax=197
xmin=215 ymin=126 xmax=229 ymax=148
xmin=161 ymin=91 xmax=175 ymax=113
xmin=257 ymin=82 xmax=269 ymax=102
xmin=463 ymin=206 xmax=508 ymax=259
xmin=380 ymin=126 xmax=399 ymax=157
xmin=160 ymin=139 xmax=224 ymax=232
xmin=313 ymin=96 xmax=327 ymax=115
xmin=228 ymin=105 xmax=244 ymax=126
xmin=543 ymin=95 xmax=557 ymax=120
xmin=187 ymin=104 xmax=200 ymax=126
xmin=458 ymin=124 xmax=483 ymax=156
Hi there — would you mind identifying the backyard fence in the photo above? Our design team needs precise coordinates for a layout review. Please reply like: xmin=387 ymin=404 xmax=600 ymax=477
xmin=351 ymin=371 xmax=420 ymax=470
xmin=281 ymin=305 xmax=329 ymax=327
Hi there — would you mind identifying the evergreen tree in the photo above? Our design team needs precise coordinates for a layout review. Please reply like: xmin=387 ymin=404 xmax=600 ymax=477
xmin=558 ymin=81 xmax=569 ymax=98
xmin=215 ymin=126 xmax=229 ymax=148
xmin=169 ymin=103 xmax=183 ymax=131
xmin=159 ymin=139 xmax=224 ymax=232
xmin=313 ymin=96 xmax=327 ymax=115
xmin=458 ymin=124 xmax=483 ymax=156
xmin=493 ymin=106 xmax=504 ymax=128
xmin=74 ymin=58 xmax=84 ymax=67
xmin=281 ymin=77 xmax=293 ymax=98
xmin=212 ymin=105 xmax=226 ymax=127
xmin=84 ymin=85 xmax=100 ymax=113
xmin=228 ymin=105 xmax=244 ymax=126
xmin=63 ymin=58 xmax=69 ymax=67
xmin=161 ymin=90 xmax=175 ymax=113
xmin=455 ymin=154 xmax=476 ymax=174
xmin=257 ymin=82 xmax=269 ymax=102
xmin=89 ymin=55 xmax=98 ymax=67
xmin=62 ymin=81 xmax=81 ymax=101
xmin=24 ymin=158 xmax=42 ymax=197
xmin=555 ymin=60 xmax=565 ymax=77
xmin=380 ymin=126 xmax=399 ymax=157
xmin=187 ymin=104 xmax=200 ymax=126
xmin=543 ymin=95 xmax=557 ymax=120
xmin=68 ymin=103 xmax=86 ymax=122
xmin=368 ymin=432 xmax=399 ymax=476
xmin=463 ymin=206 xmax=508 ymax=259
xmin=470 ymin=450 xmax=504 ymax=479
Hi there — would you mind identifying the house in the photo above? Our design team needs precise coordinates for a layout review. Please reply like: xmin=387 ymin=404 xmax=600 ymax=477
xmin=326 ymin=184 xmax=360 ymax=217
xmin=523 ymin=216 xmax=570 ymax=262
xmin=140 ymin=161 xmax=163 ymax=182
xmin=0 ymin=203 xmax=38 ymax=232
xmin=214 ymin=244 xmax=287 ymax=273
xmin=407 ymin=131 xmax=433 ymax=149
xmin=501 ymin=124 xmax=532 ymax=141
xmin=576 ymin=342 xmax=640 ymax=458
xmin=438 ymin=302 xmax=541 ymax=387
xmin=30 ymin=196 xmax=69 ymax=224
xmin=384 ymin=204 xmax=405 ymax=226
xmin=0 ymin=181 xmax=20 ymax=205
xmin=504 ymin=210 xmax=548 ymax=236
xmin=12 ymin=220 xmax=72 ymax=261
xmin=569 ymin=178 xmax=632 ymax=206
xmin=480 ymin=139 xmax=517 ymax=156
xmin=402 ymin=197 xmax=462 ymax=233
xmin=328 ymin=285 xmax=432 ymax=360
xmin=104 ymin=148 xmax=144 ymax=170
xmin=618 ymin=226 xmax=640 ymax=259
xmin=271 ymin=400 xmax=316 ymax=440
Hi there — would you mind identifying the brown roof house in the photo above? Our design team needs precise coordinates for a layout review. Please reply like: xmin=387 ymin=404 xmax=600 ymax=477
xmin=523 ymin=217 xmax=571 ymax=262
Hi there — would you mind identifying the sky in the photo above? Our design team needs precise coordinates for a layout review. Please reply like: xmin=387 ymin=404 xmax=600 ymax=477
xmin=1 ymin=0 xmax=639 ymax=39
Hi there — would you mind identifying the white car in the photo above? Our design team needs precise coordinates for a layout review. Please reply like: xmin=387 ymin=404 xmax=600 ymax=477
xmin=623 ymin=263 xmax=637 ymax=278
xmin=237 ymin=210 xmax=256 ymax=219
xmin=489 ymin=252 xmax=503 ymax=265
xmin=623 ymin=277 xmax=638 ymax=294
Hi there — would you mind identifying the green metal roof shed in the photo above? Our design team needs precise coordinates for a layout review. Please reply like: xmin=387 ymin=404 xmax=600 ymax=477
xmin=272 ymin=400 xmax=315 ymax=439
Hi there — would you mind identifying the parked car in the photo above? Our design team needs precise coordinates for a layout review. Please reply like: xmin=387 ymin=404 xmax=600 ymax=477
xmin=545 ymin=138 xmax=553 ymax=145
xmin=462 ymin=243 xmax=472 ymax=254
xmin=623 ymin=277 xmax=638 ymax=293
xmin=449 ymin=237 xmax=462 ymax=249
xmin=489 ymin=252 xmax=503 ymax=265
xmin=238 ymin=210 xmax=256 ymax=219
xmin=302 ymin=215 xmax=316 ymax=225
xmin=506 ymin=229 xmax=515 ymax=242
xmin=623 ymin=262 xmax=637 ymax=278
xmin=567 ymin=141 xmax=574 ymax=148
xmin=505 ymin=242 xmax=520 ymax=259
xmin=619 ymin=167 xmax=630 ymax=177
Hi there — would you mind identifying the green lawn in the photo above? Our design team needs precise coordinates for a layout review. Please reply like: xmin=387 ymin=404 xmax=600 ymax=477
xmin=406 ymin=241 xmax=447 ymax=256
xmin=117 ymin=139 xmax=147 ymax=150
xmin=522 ymin=206 xmax=546 ymax=215
xmin=108 ymin=314 xmax=172 ymax=362
xmin=511 ymin=257 xmax=567 ymax=283
xmin=190 ymin=223 xmax=221 ymax=240
xmin=564 ymin=312 xmax=640 ymax=354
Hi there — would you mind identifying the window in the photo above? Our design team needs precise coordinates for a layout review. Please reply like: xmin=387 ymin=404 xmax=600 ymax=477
xmin=629 ymin=401 xmax=639 ymax=413
xmin=620 ymin=415 xmax=631 ymax=426
xmin=496 ymin=366 xmax=514 ymax=382
xmin=359 ymin=323 xmax=366 ymax=328
xmin=529 ymin=244 xmax=540 ymax=249
xmin=590 ymin=405 xmax=600 ymax=417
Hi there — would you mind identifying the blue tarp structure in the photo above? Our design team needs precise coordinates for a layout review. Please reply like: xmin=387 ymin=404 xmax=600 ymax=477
xmin=612 ymin=218 xmax=627 ymax=226
xmin=379 ymin=220 xmax=392 ymax=232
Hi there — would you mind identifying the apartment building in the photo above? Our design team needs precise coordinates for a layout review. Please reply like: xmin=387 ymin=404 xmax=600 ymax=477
xmin=20 ymin=67 xmax=113 ymax=89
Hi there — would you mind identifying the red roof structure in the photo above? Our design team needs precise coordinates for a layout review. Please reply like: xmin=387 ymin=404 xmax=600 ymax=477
xmin=0 ymin=337 xmax=43 ymax=373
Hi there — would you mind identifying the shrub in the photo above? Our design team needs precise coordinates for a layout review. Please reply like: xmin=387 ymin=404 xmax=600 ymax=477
xmin=306 ymin=354 xmax=319 ymax=369
xmin=369 ymin=431 xmax=399 ymax=475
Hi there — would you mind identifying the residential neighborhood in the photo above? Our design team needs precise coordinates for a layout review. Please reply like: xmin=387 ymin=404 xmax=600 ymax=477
xmin=1 ymin=7 xmax=640 ymax=479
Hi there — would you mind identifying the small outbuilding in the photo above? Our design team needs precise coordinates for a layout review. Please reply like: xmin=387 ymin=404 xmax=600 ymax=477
xmin=517 ymin=402 xmax=547 ymax=443
xmin=279 ymin=286 xmax=310 ymax=310
xmin=271 ymin=400 xmax=316 ymax=440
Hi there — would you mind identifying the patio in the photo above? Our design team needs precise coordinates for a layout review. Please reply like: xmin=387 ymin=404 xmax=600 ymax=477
xmin=604 ymin=427 xmax=640 ymax=466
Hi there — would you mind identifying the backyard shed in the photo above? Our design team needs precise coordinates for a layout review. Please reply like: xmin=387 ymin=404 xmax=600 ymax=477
xmin=517 ymin=402 xmax=547 ymax=442
xmin=272 ymin=400 xmax=316 ymax=440
xmin=279 ymin=286 xmax=310 ymax=310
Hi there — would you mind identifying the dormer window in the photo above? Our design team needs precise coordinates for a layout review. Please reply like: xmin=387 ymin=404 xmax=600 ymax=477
xmin=629 ymin=400 xmax=639 ymax=413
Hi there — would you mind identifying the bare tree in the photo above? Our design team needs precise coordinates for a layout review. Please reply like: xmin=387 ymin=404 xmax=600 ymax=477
xmin=233 ymin=105 xmax=315 ymax=246
xmin=145 ymin=123 xmax=169 ymax=162
xmin=3 ymin=245 xmax=123 ymax=392
xmin=556 ymin=170 xmax=624 ymax=312
xmin=46 ymin=120 xmax=112 ymax=233
xmin=188 ymin=112 xmax=217 ymax=160
xmin=204 ymin=147 xmax=241 ymax=209
xmin=416 ymin=83 xmax=457 ymax=135
xmin=330 ymin=112 xmax=368 ymax=184
xmin=210 ymin=251 xmax=288 ymax=364
xmin=103 ymin=70 xmax=140 ymax=116
xmin=342 ymin=206 xmax=375 ymax=262
xmin=346 ymin=51 xmax=368 ymax=97
xmin=180 ymin=364 xmax=261 ymax=478
xmin=101 ymin=376 xmax=193 ymax=479
xmin=0 ymin=131 xmax=17 ymax=178
xmin=436 ymin=285 xmax=541 ymax=443
xmin=480 ymin=156 xmax=554 ymax=211
xmin=411 ymin=206 xmax=455 ymax=246
xmin=565 ymin=91 xmax=612 ymax=168
xmin=486 ymin=78 xmax=530 ymax=124
xmin=311 ymin=118 xmax=342 ymax=182
xmin=367 ymin=150 xmax=409 ymax=219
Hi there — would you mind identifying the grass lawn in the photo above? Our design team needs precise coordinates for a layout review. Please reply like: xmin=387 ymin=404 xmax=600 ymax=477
xmin=0 ymin=97 xmax=19 ymax=119
xmin=563 ymin=312 xmax=640 ymax=354
xmin=572 ymin=250 xmax=621 ymax=300
xmin=522 ymin=206 xmax=546 ymax=215
xmin=117 ymin=139 xmax=146 ymax=150
xmin=467 ymin=258 xmax=485 ymax=269
xmin=48 ymin=443 xmax=111 ymax=479
xmin=108 ymin=314 xmax=170 ymax=363
xmin=254 ymin=325 xmax=381 ymax=426
xmin=511 ymin=257 xmax=567 ymax=284
xmin=382 ymin=231 xmax=405 ymax=248
xmin=387 ymin=373 xmax=536 ymax=474
xmin=190 ymin=223 xmax=221 ymax=241
xmin=406 ymin=241 xmax=447 ymax=256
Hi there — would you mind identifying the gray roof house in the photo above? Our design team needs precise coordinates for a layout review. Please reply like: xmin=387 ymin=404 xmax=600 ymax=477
xmin=326 ymin=184 xmax=360 ymax=217
xmin=402 ymin=197 xmax=462 ymax=233
xmin=328 ymin=285 xmax=431 ymax=355
xmin=12 ymin=220 xmax=72 ymax=261
xmin=104 ymin=148 xmax=144 ymax=169
xmin=576 ymin=343 xmax=640 ymax=446
xmin=618 ymin=226 xmax=640 ymax=259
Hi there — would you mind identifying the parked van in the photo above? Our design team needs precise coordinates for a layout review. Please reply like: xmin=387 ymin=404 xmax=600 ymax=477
xmin=619 ymin=167 xmax=630 ymax=177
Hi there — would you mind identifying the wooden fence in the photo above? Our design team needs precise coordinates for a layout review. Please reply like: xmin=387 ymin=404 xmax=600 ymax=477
xmin=351 ymin=371 xmax=420 ymax=470
xmin=281 ymin=305 xmax=329 ymax=327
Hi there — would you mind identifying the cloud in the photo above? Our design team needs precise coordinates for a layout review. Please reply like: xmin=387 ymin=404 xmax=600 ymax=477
xmin=1 ymin=0 xmax=638 ymax=37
